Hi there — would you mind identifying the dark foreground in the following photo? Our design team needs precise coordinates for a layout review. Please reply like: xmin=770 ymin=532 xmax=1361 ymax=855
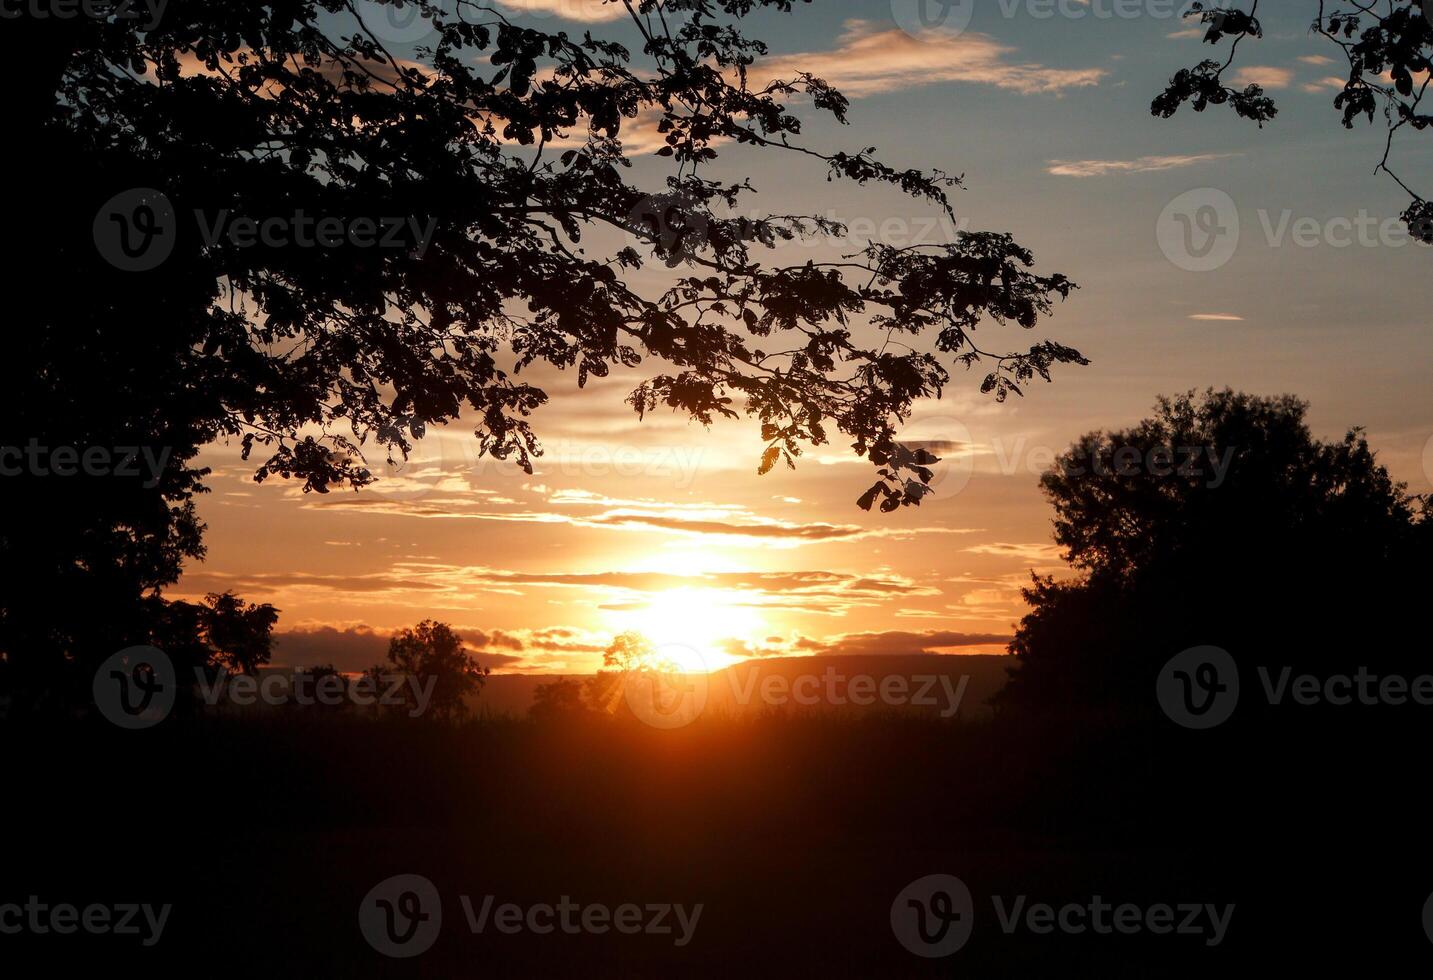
xmin=6 ymin=711 xmax=1430 ymax=976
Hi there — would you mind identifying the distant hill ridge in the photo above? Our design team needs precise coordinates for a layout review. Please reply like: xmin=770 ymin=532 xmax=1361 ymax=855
xmin=474 ymin=654 xmax=1012 ymax=720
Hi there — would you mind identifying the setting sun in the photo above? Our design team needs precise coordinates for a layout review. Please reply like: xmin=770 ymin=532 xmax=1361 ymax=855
xmin=604 ymin=589 xmax=760 ymax=672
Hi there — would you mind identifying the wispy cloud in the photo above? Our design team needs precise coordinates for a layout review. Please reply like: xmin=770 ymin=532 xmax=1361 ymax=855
xmin=1231 ymin=65 xmax=1294 ymax=90
xmin=308 ymin=490 xmax=981 ymax=547
xmin=1047 ymin=153 xmax=1233 ymax=177
xmin=1189 ymin=313 xmax=1245 ymax=321
xmin=759 ymin=20 xmax=1106 ymax=98
xmin=965 ymin=542 xmax=1064 ymax=564
xmin=495 ymin=0 xmax=627 ymax=23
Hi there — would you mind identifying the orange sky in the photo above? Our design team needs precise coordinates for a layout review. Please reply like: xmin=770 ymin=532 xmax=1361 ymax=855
xmin=172 ymin=4 xmax=1433 ymax=674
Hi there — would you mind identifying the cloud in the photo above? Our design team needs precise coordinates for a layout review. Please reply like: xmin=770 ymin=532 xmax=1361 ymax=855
xmin=1047 ymin=154 xmax=1233 ymax=177
xmin=495 ymin=0 xmax=627 ymax=23
xmin=1231 ymin=66 xmax=1294 ymax=90
xmin=310 ymin=492 xmax=980 ymax=547
xmin=269 ymin=624 xmax=581 ymax=676
xmin=181 ymin=565 xmax=946 ymax=619
xmin=758 ymin=20 xmax=1106 ymax=98
xmin=271 ymin=625 xmax=390 ymax=672
xmin=1189 ymin=313 xmax=1245 ymax=321
xmin=965 ymin=543 xmax=1064 ymax=563
xmin=1298 ymin=55 xmax=1336 ymax=66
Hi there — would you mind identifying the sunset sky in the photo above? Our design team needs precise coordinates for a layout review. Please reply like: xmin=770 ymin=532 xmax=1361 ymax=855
xmin=174 ymin=0 xmax=1433 ymax=673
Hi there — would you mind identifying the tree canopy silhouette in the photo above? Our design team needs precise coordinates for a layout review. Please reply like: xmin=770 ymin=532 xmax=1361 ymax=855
xmin=998 ymin=389 xmax=1430 ymax=721
xmin=1155 ymin=1 xmax=1433 ymax=240
xmin=3 ymin=0 xmax=1084 ymax=696
xmin=373 ymin=619 xmax=488 ymax=721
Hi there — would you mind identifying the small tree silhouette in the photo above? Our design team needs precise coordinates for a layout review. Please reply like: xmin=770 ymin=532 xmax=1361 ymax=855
xmin=373 ymin=620 xmax=489 ymax=723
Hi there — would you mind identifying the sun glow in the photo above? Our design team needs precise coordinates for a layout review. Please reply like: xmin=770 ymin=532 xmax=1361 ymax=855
xmin=605 ymin=588 xmax=761 ymax=672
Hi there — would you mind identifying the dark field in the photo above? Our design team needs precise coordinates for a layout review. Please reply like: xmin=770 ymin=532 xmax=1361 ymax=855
xmin=9 ymin=703 xmax=1429 ymax=976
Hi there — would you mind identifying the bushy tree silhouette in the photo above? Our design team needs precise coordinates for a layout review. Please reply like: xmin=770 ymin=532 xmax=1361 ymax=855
xmin=998 ymin=390 xmax=1430 ymax=721
xmin=371 ymin=619 xmax=488 ymax=721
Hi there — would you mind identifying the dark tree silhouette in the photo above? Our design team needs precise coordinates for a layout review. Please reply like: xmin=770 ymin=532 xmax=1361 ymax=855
xmin=998 ymin=389 xmax=1430 ymax=721
xmin=580 ymin=630 xmax=682 ymax=716
xmin=1155 ymin=1 xmax=1433 ymax=239
xmin=371 ymin=619 xmax=488 ymax=721
xmin=2 ymin=0 xmax=1082 ymax=702
xmin=529 ymin=677 xmax=597 ymax=722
